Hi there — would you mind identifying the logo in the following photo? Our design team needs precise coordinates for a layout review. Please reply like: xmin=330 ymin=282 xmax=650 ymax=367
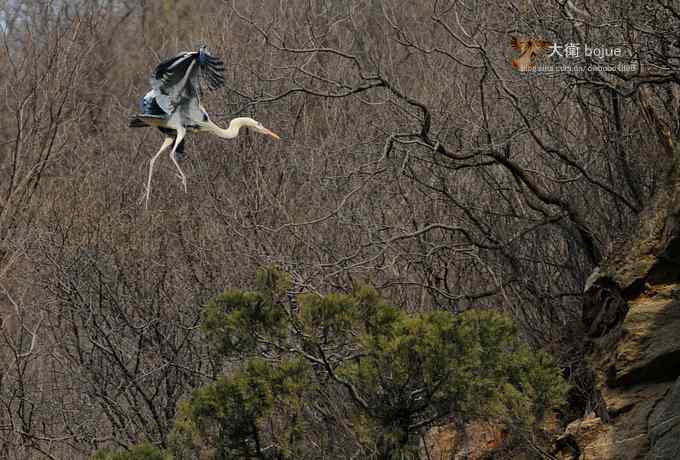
xmin=511 ymin=35 xmax=638 ymax=73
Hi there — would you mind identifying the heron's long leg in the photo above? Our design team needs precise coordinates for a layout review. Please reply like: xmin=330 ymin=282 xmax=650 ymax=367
xmin=144 ymin=137 xmax=174 ymax=209
xmin=169 ymin=127 xmax=187 ymax=193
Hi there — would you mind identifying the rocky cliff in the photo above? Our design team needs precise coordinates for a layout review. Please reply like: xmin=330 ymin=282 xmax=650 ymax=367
xmin=555 ymin=168 xmax=680 ymax=459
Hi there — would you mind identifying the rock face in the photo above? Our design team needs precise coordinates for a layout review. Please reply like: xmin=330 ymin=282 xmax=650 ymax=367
xmin=423 ymin=421 xmax=507 ymax=460
xmin=648 ymin=378 xmax=680 ymax=459
xmin=556 ymin=176 xmax=680 ymax=459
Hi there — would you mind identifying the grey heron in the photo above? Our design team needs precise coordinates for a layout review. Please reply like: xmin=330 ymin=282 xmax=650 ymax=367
xmin=130 ymin=46 xmax=280 ymax=208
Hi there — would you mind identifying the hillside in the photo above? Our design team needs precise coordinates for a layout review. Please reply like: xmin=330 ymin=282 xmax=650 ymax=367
xmin=1 ymin=1 xmax=679 ymax=458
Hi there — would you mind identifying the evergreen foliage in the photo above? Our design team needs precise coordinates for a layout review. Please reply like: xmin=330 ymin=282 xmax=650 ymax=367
xmin=96 ymin=268 xmax=566 ymax=459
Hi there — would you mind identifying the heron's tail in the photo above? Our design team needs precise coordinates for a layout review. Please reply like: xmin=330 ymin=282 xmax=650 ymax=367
xmin=129 ymin=117 xmax=147 ymax=128
xmin=129 ymin=114 xmax=166 ymax=128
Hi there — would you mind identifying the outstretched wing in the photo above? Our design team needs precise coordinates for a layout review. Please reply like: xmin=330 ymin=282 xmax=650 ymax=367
xmin=149 ymin=47 xmax=225 ymax=114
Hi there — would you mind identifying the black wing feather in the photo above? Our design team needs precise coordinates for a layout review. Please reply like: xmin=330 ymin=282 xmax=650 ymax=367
xmin=148 ymin=47 xmax=225 ymax=114
xmin=153 ymin=52 xmax=195 ymax=89
xmin=200 ymin=54 xmax=225 ymax=90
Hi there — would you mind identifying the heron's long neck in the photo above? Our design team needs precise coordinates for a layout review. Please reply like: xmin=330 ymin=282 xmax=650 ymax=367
xmin=204 ymin=119 xmax=245 ymax=139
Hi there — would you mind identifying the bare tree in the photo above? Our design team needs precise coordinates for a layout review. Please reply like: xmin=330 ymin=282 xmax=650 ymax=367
xmin=0 ymin=0 xmax=677 ymax=457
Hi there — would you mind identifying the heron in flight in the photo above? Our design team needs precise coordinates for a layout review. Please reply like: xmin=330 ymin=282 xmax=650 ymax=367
xmin=130 ymin=46 xmax=280 ymax=208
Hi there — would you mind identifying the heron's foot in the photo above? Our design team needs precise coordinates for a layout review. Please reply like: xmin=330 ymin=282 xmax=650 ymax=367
xmin=175 ymin=174 xmax=188 ymax=193
xmin=139 ymin=190 xmax=151 ymax=209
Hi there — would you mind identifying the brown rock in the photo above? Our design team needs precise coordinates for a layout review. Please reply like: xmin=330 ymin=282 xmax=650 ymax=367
xmin=555 ymin=385 xmax=668 ymax=460
xmin=558 ymin=414 xmax=614 ymax=460
xmin=646 ymin=377 xmax=680 ymax=460
xmin=609 ymin=288 xmax=680 ymax=387
xmin=423 ymin=421 xmax=507 ymax=460
xmin=563 ymin=149 xmax=680 ymax=458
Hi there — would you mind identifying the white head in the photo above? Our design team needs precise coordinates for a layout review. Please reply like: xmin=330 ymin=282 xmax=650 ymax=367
xmin=232 ymin=117 xmax=281 ymax=140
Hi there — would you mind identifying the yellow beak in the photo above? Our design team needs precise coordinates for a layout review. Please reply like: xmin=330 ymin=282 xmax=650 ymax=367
xmin=263 ymin=128 xmax=281 ymax=140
